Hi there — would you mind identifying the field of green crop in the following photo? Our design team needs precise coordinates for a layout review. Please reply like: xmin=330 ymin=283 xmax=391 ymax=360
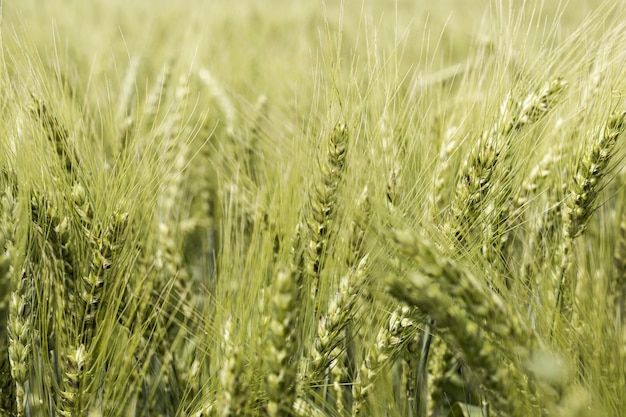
xmin=1 ymin=0 xmax=626 ymax=416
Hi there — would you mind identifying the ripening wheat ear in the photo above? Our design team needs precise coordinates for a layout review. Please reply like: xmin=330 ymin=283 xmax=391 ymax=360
xmin=554 ymin=110 xmax=626 ymax=331
xmin=391 ymin=229 xmax=530 ymax=343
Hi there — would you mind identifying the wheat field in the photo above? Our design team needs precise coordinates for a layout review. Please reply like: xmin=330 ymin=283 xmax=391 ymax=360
xmin=1 ymin=0 xmax=626 ymax=416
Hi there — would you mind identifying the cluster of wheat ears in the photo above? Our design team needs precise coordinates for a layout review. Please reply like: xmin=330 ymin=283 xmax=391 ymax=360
xmin=1 ymin=0 xmax=626 ymax=416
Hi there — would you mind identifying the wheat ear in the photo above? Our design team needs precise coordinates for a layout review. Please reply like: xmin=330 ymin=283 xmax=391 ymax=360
xmin=0 ymin=187 xmax=17 ymax=416
xmin=29 ymin=98 xmax=78 ymax=178
xmin=116 ymin=54 xmax=140 ymax=153
xmin=304 ymin=123 xmax=348 ymax=303
xmin=217 ymin=317 xmax=249 ymax=417
xmin=387 ymin=229 xmax=540 ymax=416
xmin=305 ymin=257 xmax=367 ymax=396
xmin=351 ymin=306 xmax=417 ymax=416
xmin=446 ymin=78 xmax=566 ymax=247
xmin=265 ymin=267 xmax=298 ymax=417
xmin=554 ymin=110 xmax=626 ymax=329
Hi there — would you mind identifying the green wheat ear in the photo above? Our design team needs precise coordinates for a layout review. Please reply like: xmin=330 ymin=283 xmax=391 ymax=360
xmin=0 ymin=186 xmax=18 ymax=416
xmin=303 ymin=122 xmax=348 ymax=303
xmin=2 ymin=1 xmax=626 ymax=416
xmin=265 ymin=267 xmax=299 ymax=417
xmin=555 ymin=110 xmax=626 ymax=329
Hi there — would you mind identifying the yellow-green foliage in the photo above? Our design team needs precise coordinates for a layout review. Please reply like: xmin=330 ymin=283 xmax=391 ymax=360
xmin=0 ymin=1 xmax=626 ymax=417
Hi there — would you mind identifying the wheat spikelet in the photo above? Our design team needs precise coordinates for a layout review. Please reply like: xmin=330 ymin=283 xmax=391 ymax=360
xmin=502 ymin=78 xmax=567 ymax=135
xmin=346 ymin=185 xmax=370 ymax=269
xmin=564 ymin=111 xmax=626 ymax=239
xmin=293 ymin=397 xmax=326 ymax=417
xmin=147 ymin=74 xmax=195 ymax=401
xmin=391 ymin=229 xmax=529 ymax=343
xmin=516 ymin=146 xmax=563 ymax=211
xmin=493 ymin=145 xmax=563 ymax=276
xmin=57 ymin=186 xmax=126 ymax=417
xmin=377 ymin=110 xmax=403 ymax=212
xmin=56 ymin=345 xmax=88 ymax=417
xmin=330 ymin=349 xmax=350 ymax=417
xmin=27 ymin=196 xmax=77 ymax=417
xmin=30 ymin=195 xmax=76 ymax=324
xmin=145 ymin=222 xmax=189 ymax=416
xmin=0 ymin=187 xmax=17 ymax=416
